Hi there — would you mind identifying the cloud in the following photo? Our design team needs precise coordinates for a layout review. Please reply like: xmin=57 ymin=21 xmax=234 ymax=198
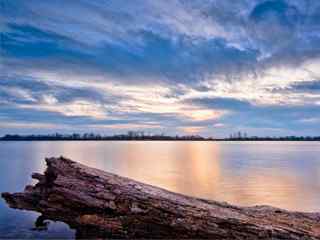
xmin=178 ymin=126 xmax=206 ymax=134
xmin=0 ymin=121 xmax=64 ymax=129
xmin=290 ymin=80 xmax=320 ymax=92
xmin=299 ymin=118 xmax=320 ymax=124
xmin=213 ymin=123 xmax=225 ymax=128
xmin=1 ymin=0 xmax=320 ymax=136
xmin=0 ymin=86 xmax=36 ymax=103
xmin=4 ymin=71 xmax=226 ymax=122
xmin=89 ymin=123 xmax=161 ymax=130
xmin=21 ymin=100 xmax=108 ymax=120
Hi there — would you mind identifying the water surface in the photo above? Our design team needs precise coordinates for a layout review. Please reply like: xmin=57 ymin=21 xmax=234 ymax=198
xmin=0 ymin=141 xmax=319 ymax=238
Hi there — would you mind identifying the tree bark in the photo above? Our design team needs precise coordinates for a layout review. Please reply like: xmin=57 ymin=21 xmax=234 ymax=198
xmin=2 ymin=157 xmax=320 ymax=239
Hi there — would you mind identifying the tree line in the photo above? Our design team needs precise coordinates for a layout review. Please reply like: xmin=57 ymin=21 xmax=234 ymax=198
xmin=0 ymin=132 xmax=319 ymax=141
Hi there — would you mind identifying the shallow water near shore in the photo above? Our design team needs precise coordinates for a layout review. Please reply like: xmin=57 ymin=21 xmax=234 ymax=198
xmin=0 ymin=141 xmax=320 ymax=238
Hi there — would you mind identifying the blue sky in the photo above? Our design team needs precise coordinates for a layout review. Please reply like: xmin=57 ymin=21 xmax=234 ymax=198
xmin=1 ymin=0 xmax=320 ymax=137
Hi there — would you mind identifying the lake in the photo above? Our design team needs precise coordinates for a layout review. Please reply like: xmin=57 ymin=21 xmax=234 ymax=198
xmin=0 ymin=141 xmax=319 ymax=238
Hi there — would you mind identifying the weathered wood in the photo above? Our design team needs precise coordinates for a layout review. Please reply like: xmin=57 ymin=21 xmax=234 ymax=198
xmin=2 ymin=156 xmax=320 ymax=239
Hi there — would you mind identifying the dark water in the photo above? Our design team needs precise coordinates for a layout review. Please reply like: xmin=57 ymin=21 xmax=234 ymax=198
xmin=0 ymin=141 xmax=320 ymax=238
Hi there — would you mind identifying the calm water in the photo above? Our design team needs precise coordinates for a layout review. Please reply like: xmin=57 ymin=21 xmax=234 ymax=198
xmin=0 ymin=141 xmax=320 ymax=238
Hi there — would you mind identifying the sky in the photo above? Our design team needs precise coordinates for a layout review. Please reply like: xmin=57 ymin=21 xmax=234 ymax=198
xmin=1 ymin=0 xmax=320 ymax=137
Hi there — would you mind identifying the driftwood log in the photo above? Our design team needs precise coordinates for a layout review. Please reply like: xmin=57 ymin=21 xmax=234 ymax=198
xmin=2 ymin=157 xmax=320 ymax=239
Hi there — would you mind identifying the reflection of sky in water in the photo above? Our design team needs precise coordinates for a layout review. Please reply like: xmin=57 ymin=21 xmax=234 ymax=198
xmin=0 ymin=141 xmax=320 ymax=238
xmin=0 ymin=142 xmax=75 ymax=239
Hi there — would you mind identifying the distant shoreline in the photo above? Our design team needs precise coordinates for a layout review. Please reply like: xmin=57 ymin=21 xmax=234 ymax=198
xmin=1 ymin=139 xmax=319 ymax=142
xmin=1 ymin=133 xmax=319 ymax=142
